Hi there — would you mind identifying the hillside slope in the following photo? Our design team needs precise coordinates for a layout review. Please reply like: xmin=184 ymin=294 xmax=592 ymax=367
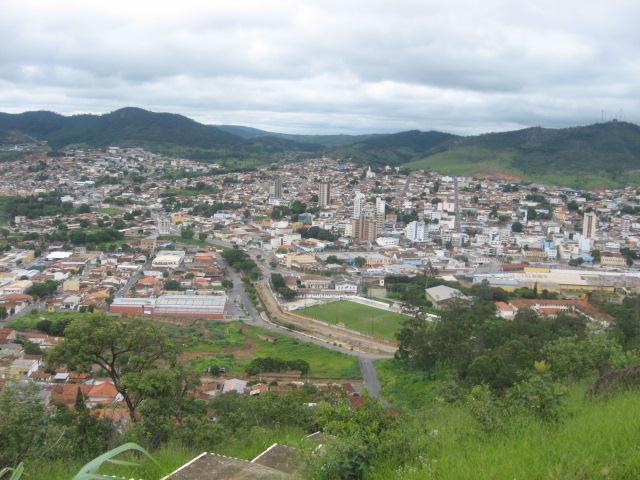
xmin=0 ymin=108 xmax=323 ymax=163
xmin=404 ymin=121 xmax=640 ymax=188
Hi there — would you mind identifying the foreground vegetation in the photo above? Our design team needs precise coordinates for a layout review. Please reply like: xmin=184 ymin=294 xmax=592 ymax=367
xmin=5 ymin=296 xmax=640 ymax=479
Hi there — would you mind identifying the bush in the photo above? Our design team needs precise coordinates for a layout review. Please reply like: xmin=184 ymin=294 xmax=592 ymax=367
xmin=245 ymin=357 xmax=310 ymax=375
xmin=506 ymin=373 xmax=565 ymax=422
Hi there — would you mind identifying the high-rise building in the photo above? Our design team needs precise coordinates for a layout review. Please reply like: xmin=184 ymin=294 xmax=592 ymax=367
xmin=583 ymin=211 xmax=597 ymax=239
xmin=351 ymin=214 xmax=377 ymax=243
xmin=374 ymin=197 xmax=385 ymax=233
xmin=269 ymin=178 xmax=283 ymax=199
xmin=454 ymin=176 xmax=460 ymax=232
xmin=157 ymin=216 xmax=171 ymax=235
xmin=621 ymin=215 xmax=631 ymax=236
xmin=319 ymin=182 xmax=331 ymax=208
xmin=405 ymin=220 xmax=427 ymax=242
xmin=353 ymin=190 xmax=365 ymax=218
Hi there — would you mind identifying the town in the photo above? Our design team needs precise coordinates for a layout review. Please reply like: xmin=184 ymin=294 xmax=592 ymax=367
xmin=1 ymin=142 xmax=640 ymax=478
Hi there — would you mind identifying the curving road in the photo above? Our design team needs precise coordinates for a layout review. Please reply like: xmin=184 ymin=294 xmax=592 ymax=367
xmin=218 ymin=250 xmax=390 ymax=400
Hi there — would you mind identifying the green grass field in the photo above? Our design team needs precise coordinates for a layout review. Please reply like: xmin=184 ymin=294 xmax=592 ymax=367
xmin=159 ymin=234 xmax=210 ymax=247
xmin=371 ymin=359 xmax=640 ymax=479
xmin=181 ymin=321 xmax=361 ymax=379
xmin=368 ymin=385 xmax=640 ymax=479
xmin=299 ymin=300 xmax=407 ymax=340
xmin=403 ymin=145 xmax=631 ymax=189
xmin=95 ymin=206 xmax=126 ymax=215
xmin=374 ymin=358 xmax=453 ymax=409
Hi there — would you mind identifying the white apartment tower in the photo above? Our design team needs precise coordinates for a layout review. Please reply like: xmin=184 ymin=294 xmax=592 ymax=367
xmin=319 ymin=182 xmax=331 ymax=208
xmin=157 ymin=216 xmax=171 ymax=235
xmin=269 ymin=178 xmax=283 ymax=199
xmin=583 ymin=211 xmax=597 ymax=239
xmin=353 ymin=190 xmax=366 ymax=218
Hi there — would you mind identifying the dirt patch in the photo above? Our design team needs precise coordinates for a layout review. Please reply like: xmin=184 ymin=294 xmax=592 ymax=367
xmin=179 ymin=351 xmax=218 ymax=361
xmin=222 ymin=338 xmax=258 ymax=360
xmin=474 ymin=170 xmax=522 ymax=182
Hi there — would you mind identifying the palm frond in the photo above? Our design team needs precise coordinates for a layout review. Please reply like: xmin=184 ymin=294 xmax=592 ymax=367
xmin=0 ymin=463 xmax=25 ymax=480
xmin=72 ymin=442 xmax=160 ymax=480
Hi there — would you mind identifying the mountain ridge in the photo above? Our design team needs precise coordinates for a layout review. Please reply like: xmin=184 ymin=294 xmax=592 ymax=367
xmin=1 ymin=107 xmax=639 ymax=187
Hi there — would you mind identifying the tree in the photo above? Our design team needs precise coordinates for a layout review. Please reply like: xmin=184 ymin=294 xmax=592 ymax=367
xmin=0 ymin=385 xmax=48 ymax=467
xmin=181 ymin=227 xmax=194 ymax=240
xmin=47 ymin=315 xmax=177 ymax=422
xmin=164 ymin=279 xmax=182 ymax=291
xmin=26 ymin=280 xmax=59 ymax=299
xmin=511 ymin=222 xmax=523 ymax=233
xmin=354 ymin=257 xmax=366 ymax=268
xmin=0 ymin=306 xmax=7 ymax=320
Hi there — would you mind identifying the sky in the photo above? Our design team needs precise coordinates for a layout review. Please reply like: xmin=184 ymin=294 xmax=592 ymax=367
xmin=1 ymin=0 xmax=639 ymax=135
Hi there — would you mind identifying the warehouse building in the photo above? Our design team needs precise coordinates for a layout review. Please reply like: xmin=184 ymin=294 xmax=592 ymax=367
xmin=110 ymin=294 xmax=226 ymax=319
xmin=151 ymin=250 xmax=186 ymax=269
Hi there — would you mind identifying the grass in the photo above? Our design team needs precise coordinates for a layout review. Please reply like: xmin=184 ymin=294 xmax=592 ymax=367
xmin=159 ymin=234 xmax=209 ymax=247
xmin=180 ymin=321 xmax=361 ymax=379
xmin=368 ymin=385 xmax=640 ymax=479
xmin=374 ymin=358 xmax=453 ymax=409
xmin=8 ymin=311 xmax=89 ymax=330
xmin=22 ymin=426 xmax=312 ymax=480
xmin=404 ymin=145 xmax=632 ymax=189
xmin=95 ymin=206 xmax=125 ymax=215
xmin=298 ymin=300 xmax=407 ymax=340
xmin=372 ymin=357 xmax=640 ymax=479
xmin=404 ymin=146 xmax=519 ymax=177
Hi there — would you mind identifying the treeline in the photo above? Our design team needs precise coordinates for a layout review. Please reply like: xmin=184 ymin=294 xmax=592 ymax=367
xmin=271 ymin=273 xmax=297 ymax=300
xmin=245 ymin=357 xmax=310 ymax=375
xmin=396 ymin=299 xmax=640 ymax=392
xmin=221 ymin=246 xmax=261 ymax=280
xmin=1 ymin=193 xmax=75 ymax=219
xmin=190 ymin=201 xmax=241 ymax=217
xmin=297 ymin=226 xmax=338 ymax=241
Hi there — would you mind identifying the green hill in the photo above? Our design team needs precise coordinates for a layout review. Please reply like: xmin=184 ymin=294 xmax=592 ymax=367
xmin=335 ymin=130 xmax=459 ymax=165
xmin=3 ymin=107 xmax=640 ymax=187
xmin=405 ymin=121 xmax=640 ymax=188
xmin=0 ymin=108 xmax=323 ymax=164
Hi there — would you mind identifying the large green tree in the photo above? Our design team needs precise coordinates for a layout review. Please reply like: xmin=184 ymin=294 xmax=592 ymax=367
xmin=48 ymin=314 xmax=177 ymax=422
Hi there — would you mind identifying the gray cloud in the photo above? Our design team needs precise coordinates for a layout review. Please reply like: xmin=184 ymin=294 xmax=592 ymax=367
xmin=0 ymin=0 xmax=638 ymax=134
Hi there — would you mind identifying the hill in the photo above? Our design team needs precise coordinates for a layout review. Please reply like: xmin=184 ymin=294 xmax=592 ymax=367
xmin=216 ymin=124 xmax=379 ymax=148
xmin=403 ymin=121 xmax=640 ymax=188
xmin=3 ymin=107 xmax=640 ymax=187
xmin=0 ymin=108 xmax=323 ymax=164
xmin=335 ymin=130 xmax=459 ymax=165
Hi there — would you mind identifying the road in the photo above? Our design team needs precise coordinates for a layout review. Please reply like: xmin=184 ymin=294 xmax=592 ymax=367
xmin=359 ymin=357 xmax=387 ymax=404
xmin=401 ymin=170 xmax=414 ymax=197
xmin=214 ymin=243 xmax=391 ymax=400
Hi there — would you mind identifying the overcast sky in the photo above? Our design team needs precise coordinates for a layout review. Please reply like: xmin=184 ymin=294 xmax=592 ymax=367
xmin=1 ymin=1 xmax=638 ymax=135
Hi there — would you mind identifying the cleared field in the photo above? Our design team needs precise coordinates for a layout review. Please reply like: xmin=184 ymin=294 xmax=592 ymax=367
xmin=298 ymin=300 xmax=408 ymax=340
xmin=176 ymin=320 xmax=361 ymax=379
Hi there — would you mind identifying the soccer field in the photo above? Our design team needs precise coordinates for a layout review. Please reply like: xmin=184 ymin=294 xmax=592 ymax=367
xmin=299 ymin=300 xmax=408 ymax=340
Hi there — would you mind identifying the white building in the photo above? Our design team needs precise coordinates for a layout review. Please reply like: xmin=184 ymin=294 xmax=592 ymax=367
xmin=405 ymin=220 xmax=427 ymax=242
xmin=151 ymin=250 xmax=186 ymax=269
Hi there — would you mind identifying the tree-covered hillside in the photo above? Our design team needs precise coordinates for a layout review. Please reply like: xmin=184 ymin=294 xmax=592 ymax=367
xmin=405 ymin=121 xmax=640 ymax=188
xmin=0 ymin=108 xmax=323 ymax=163
xmin=3 ymin=107 xmax=640 ymax=187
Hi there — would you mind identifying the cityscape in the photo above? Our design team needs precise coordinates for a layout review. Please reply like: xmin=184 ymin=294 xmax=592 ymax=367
xmin=2 ymin=1 xmax=640 ymax=479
